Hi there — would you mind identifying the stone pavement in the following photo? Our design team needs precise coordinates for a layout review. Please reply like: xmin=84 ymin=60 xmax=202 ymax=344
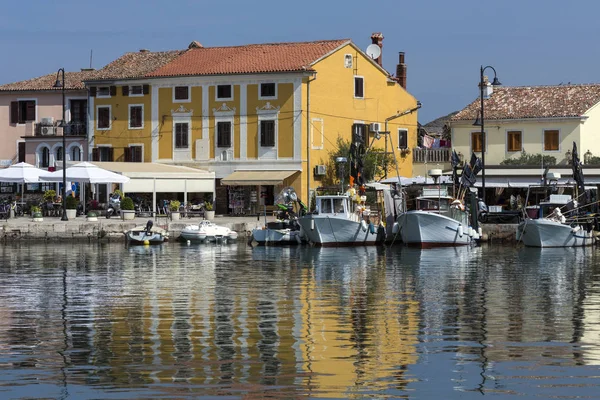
xmin=0 ymin=213 xmax=275 ymax=242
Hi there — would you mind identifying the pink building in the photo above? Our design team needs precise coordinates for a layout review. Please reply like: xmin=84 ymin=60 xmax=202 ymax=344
xmin=0 ymin=70 xmax=95 ymax=170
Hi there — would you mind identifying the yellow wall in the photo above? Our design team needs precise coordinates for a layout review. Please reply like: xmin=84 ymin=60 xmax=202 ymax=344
xmin=93 ymin=86 xmax=152 ymax=161
xmin=207 ymin=85 xmax=240 ymax=159
xmin=582 ymin=104 xmax=600 ymax=160
xmin=299 ymin=43 xmax=419 ymax=201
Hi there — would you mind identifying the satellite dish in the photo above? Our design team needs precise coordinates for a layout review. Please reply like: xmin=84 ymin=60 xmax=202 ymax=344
xmin=366 ymin=44 xmax=381 ymax=59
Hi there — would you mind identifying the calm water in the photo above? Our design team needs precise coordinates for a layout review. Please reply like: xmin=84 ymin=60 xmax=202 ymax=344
xmin=1 ymin=242 xmax=600 ymax=399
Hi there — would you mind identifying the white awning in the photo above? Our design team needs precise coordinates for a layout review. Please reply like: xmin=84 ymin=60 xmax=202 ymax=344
xmin=221 ymin=170 xmax=298 ymax=186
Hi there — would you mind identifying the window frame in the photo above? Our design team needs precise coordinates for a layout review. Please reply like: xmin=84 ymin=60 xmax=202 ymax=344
xmin=217 ymin=121 xmax=232 ymax=148
xmin=354 ymin=76 xmax=364 ymax=99
xmin=98 ymin=145 xmax=113 ymax=162
xmin=128 ymin=104 xmax=144 ymax=129
xmin=398 ymin=128 xmax=408 ymax=150
xmin=260 ymin=119 xmax=276 ymax=147
xmin=216 ymin=84 xmax=233 ymax=101
xmin=259 ymin=83 xmax=277 ymax=100
xmin=126 ymin=144 xmax=144 ymax=162
xmin=173 ymin=86 xmax=191 ymax=103
xmin=97 ymin=105 xmax=111 ymax=130
xmin=97 ymin=86 xmax=111 ymax=98
xmin=129 ymin=85 xmax=144 ymax=97
xmin=11 ymin=99 xmax=37 ymax=125
xmin=506 ymin=130 xmax=522 ymax=153
xmin=543 ymin=129 xmax=560 ymax=152
xmin=174 ymin=122 xmax=190 ymax=149
xmin=471 ymin=131 xmax=485 ymax=153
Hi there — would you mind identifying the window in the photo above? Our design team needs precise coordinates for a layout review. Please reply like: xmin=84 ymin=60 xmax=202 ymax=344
xmin=56 ymin=146 xmax=63 ymax=162
xmin=128 ymin=105 xmax=143 ymax=129
xmin=217 ymin=121 xmax=232 ymax=147
xmin=97 ymin=106 xmax=111 ymax=130
xmin=98 ymin=147 xmax=113 ymax=161
xmin=97 ymin=87 xmax=110 ymax=97
xmin=175 ymin=123 xmax=189 ymax=149
xmin=507 ymin=130 xmax=522 ymax=152
xmin=260 ymin=120 xmax=275 ymax=147
xmin=544 ymin=129 xmax=559 ymax=151
xmin=130 ymin=85 xmax=143 ymax=96
xmin=354 ymin=76 xmax=364 ymax=98
xmin=174 ymin=86 xmax=189 ymax=101
xmin=125 ymin=145 xmax=143 ymax=162
xmin=217 ymin=85 xmax=232 ymax=100
xmin=320 ymin=199 xmax=332 ymax=214
xmin=40 ymin=147 xmax=50 ymax=168
xmin=333 ymin=198 xmax=345 ymax=214
xmin=398 ymin=128 xmax=408 ymax=149
xmin=71 ymin=147 xmax=81 ymax=162
xmin=260 ymin=83 xmax=276 ymax=98
xmin=471 ymin=132 xmax=484 ymax=152
xmin=352 ymin=123 xmax=367 ymax=145
xmin=9 ymin=100 xmax=35 ymax=124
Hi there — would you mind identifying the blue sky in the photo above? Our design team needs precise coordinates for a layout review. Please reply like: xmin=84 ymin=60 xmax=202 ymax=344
xmin=2 ymin=0 xmax=599 ymax=123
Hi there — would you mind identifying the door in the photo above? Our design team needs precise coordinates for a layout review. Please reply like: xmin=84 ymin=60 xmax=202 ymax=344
xmin=69 ymin=99 xmax=87 ymax=135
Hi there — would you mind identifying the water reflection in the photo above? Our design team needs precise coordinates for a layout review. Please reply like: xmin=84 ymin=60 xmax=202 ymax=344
xmin=0 ymin=242 xmax=600 ymax=398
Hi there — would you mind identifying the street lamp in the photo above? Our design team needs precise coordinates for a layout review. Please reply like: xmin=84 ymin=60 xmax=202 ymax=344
xmin=475 ymin=65 xmax=501 ymax=205
xmin=53 ymin=68 xmax=68 ymax=221
xmin=336 ymin=157 xmax=348 ymax=194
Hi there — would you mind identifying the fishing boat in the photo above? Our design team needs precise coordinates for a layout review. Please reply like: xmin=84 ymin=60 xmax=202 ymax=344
xmin=397 ymin=183 xmax=478 ymax=247
xmin=180 ymin=220 xmax=239 ymax=243
xmin=125 ymin=220 xmax=167 ymax=245
xmin=251 ymin=187 xmax=307 ymax=245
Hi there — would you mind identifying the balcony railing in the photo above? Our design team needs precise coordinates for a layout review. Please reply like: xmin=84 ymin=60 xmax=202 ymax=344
xmin=33 ymin=122 xmax=87 ymax=137
xmin=412 ymin=148 xmax=451 ymax=163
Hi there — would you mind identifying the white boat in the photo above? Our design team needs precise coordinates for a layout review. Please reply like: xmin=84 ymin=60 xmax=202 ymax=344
xmin=397 ymin=186 xmax=477 ymax=247
xmin=251 ymin=187 xmax=307 ymax=245
xmin=297 ymin=193 xmax=384 ymax=246
xmin=180 ymin=220 xmax=239 ymax=243
xmin=517 ymin=188 xmax=595 ymax=248
xmin=252 ymin=224 xmax=304 ymax=245
xmin=125 ymin=220 xmax=167 ymax=245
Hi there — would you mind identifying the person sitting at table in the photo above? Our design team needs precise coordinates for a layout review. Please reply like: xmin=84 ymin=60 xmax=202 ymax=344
xmin=55 ymin=194 xmax=62 ymax=204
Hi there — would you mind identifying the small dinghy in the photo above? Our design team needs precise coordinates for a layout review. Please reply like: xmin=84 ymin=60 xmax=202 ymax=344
xmin=180 ymin=220 xmax=238 ymax=243
xmin=125 ymin=220 xmax=167 ymax=245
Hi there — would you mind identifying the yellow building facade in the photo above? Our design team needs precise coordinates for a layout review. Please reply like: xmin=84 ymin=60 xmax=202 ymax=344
xmin=86 ymin=38 xmax=418 ymax=213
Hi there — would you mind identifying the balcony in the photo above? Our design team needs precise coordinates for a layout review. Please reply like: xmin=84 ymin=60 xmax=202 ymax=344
xmin=33 ymin=122 xmax=87 ymax=137
xmin=412 ymin=148 xmax=451 ymax=164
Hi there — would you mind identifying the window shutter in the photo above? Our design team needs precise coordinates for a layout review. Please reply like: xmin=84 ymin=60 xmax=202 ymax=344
xmin=143 ymin=84 xmax=149 ymax=95
xmin=10 ymin=101 xmax=18 ymax=124
xmin=124 ymin=147 xmax=131 ymax=162
xmin=90 ymin=87 xmax=97 ymax=97
xmin=108 ymin=147 xmax=114 ymax=162
xmin=122 ymin=86 xmax=129 ymax=96
xmin=25 ymin=101 xmax=35 ymax=121
xmin=91 ymin=148 xmax=99 ymax=161
xmin=109 ymin=86 xmax=117 ymax=96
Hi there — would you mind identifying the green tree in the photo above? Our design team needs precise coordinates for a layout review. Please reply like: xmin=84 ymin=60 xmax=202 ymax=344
xmin=500 ymin=150 xmax=556 ymax=166
xmin=319 ymin=136 xmax=394 ymax=188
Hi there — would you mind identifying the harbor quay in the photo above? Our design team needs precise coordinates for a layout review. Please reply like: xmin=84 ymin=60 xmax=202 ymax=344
xmin=0 ymin=214 xmax=272 ymax=242
xmin=0 ymin=213 xmax=519 ymax=243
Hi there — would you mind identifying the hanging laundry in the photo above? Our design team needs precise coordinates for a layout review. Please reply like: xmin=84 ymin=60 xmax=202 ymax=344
xmin=422 ymin=134 xmax=434 ymax=148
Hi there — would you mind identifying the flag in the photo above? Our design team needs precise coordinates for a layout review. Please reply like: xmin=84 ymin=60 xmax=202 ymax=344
xmin=572 ymin=141 xmax=586 ymax=203
xmin=460 ymin=164 xmax=476 ymax=187
xmin=451 ymin=150 xmax=460 ymax=168
xmin=472 ymin=157 xmax=483 ymax=176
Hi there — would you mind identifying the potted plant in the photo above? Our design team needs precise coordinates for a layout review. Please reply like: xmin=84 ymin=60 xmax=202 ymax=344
xmin=43 ymin=189 xmax=56 ymax=203
xmin=170 ymin=200 xmax=181 ymax=221
xmin=65 ymin=195 xmax=78 ymax=219
xmin=86 ymin=210 xmax=98 ymax=222
xmin=120 ymin=196 xmax=136 ymax=220
xmin=30 ymin=205 xmax=43 ymax=222
xmin=204 ymin=201 xmax=215 ymax=220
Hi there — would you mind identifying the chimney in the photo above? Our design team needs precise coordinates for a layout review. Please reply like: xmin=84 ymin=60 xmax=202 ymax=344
xmin=396 ymin=52 xmax=407 ymax=89
xmin=370 ymin=32 xmax=384 ymax=66
xmin=188 ymin=41 xmax=204 ymax=49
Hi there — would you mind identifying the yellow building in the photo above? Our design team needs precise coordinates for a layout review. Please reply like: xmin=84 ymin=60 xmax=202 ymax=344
xmin=86 ymin=35 xmax=419 ymax=214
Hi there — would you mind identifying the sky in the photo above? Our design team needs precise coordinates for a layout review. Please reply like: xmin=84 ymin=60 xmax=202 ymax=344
xmin=2 ymin=0 xmax=600 ymax=124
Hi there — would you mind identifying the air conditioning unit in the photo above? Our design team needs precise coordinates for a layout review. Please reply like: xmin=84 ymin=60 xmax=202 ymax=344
xmin=40 ymin=126 xmax=56 ymax=136
xmin=314 ymin=165 xmax=326 ymax=176
xmin=41 ymin=117 xmax=54 ymax=125
xmin=369 ymin=122 xmax=380 ymax=132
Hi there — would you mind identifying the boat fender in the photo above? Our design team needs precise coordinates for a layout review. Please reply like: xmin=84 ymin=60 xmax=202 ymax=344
xmin=457 ymin=224 xmax=463 ymax=237
xmin=369 ymin=222 xmax=375 ymax=234
xmin=310 ymin=219 xmax=315 ymax=231
xmin=468 ymin=227 xmax=474 ymax=237
xmin=392 ymin=222 xmax=400 ymax=234
xmin=361 ymin=220 xmax=368 ymax=232
xmin=516 ymin=227 xmax=521 ymax=241
xmin=572 ymin=226 xmax=581 ymax=233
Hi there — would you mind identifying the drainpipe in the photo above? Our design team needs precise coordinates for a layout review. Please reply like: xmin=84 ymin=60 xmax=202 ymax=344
xmin=306 ymin=72 xmax=317 ymax=208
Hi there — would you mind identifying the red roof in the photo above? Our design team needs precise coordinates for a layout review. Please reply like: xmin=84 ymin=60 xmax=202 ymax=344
xmin=146 ymin=39 xmax=349 ymax=77
xmin=451 ymin=84 xmax=600 ymax=121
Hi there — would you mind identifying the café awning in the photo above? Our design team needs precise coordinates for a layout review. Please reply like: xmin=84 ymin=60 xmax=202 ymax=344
xmin=221 ymin=170 xmax=298 ymax=186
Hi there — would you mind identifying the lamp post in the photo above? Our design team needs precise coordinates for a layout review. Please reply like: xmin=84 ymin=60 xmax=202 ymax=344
xmin=53 ymin=68 xmax=68 ymax=221
xmin=336 ymin=157 xmax=348 ymax=194
xmin=476 ymin=65 xmax=501 ymax=205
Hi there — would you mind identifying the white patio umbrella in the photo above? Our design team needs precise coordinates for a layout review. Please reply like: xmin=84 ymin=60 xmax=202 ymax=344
xmin=41 ymin=162 xmax=130 ymax=214
xmin=0 ymin=162 xmax=50 ymax=206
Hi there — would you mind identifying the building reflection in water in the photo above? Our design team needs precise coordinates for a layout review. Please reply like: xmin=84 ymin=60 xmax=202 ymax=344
xmin=1 ymin=242 xmax=600 ymax=397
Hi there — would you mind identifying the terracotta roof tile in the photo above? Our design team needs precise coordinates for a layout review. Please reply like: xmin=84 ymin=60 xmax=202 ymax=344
xmin=451 ymin=84 xmax=600 ymax=121
xmin=146 ymin=39 xmax=350 ymax=77
xmin=0 ymin=70 xmax=96 ymax=92
xmin=88 ymin=50 xmax=184 ymax=81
